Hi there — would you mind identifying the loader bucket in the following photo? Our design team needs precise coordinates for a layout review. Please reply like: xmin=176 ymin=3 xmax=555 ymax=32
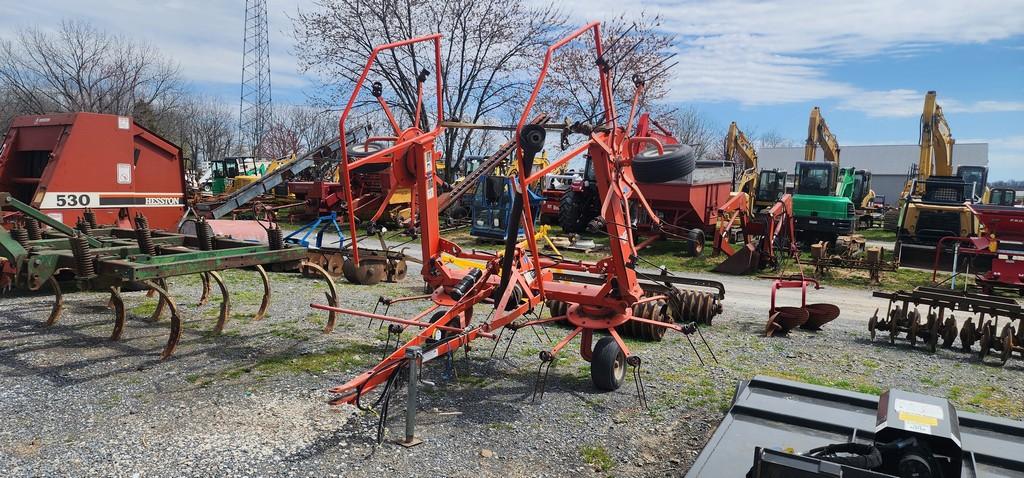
xmin=713 ymin=244 xmax=759 ymax=274
xmin=686 ymin=375 xmax=1024 ymax=477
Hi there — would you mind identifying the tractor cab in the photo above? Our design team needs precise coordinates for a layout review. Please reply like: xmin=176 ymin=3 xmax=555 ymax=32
xmin=793 ymin=161 xmax=837 ymax=197
xmin=470 ymin=175 xmax=543 ymax=240
xmin=210 ymin=156 xmax=262 ymax=194
xmin=957 ymin=165 xmax=989 ymax=202
xmin=570 ymin=155 xmax=598 ymax=193
xmin=754 ymin=169 xmax=787 ymax=208
xmin=852 ymin=170 xmax=872 ymax=206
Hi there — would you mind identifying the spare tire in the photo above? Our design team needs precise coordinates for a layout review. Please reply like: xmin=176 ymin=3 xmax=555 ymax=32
xmin=348 ymin=142 xmax=390 ymax=173
xmin=632 ymin=144 xmax=696 ymax=183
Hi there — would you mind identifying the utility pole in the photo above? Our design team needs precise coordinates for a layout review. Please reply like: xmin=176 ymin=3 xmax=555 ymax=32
xmin=239 ymin=0 xmax=272 ymax=158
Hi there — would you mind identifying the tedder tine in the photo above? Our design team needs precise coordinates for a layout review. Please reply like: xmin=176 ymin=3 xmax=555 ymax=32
xmin=198 ymin=272 xmax=212 ymax=306
xmin=145 ymin=280 xmax=181 ymax=360
xmin=253 ymin=264 xmax=271 ymax=321
xmin=303 ymin=262 xmax=338 ymax=333
xmin=43 ymin=276 xmax=64 ymax=327
xmin=109 ymin=286 xmax=126 ymax=340
xmin=149 ymin=278 xmax=169 ymax=321
xmin=208 ymin=271 xmax=231 ymax=335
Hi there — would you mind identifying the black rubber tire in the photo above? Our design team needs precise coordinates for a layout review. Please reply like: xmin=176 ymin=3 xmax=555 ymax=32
xmin=558 ymin=191 xmax=592 ymax=233
xmin=348 ymin=142 xmax=390 ymax=173
xmin=591 ymin=336 xmax=626 ymax=391
xmin=686 ymin=229 xmax=705 ymax=257
xmin=632 ymin=144 xmax=696 ymax=183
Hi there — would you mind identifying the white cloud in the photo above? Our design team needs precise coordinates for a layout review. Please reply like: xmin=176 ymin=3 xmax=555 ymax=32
xmin=836 ymin=89 xmax=1024 ymax=118
xmin=549 ymin=0 xmax=1024 ymax=107
xmin=0 ymin=1 xmax=316 ymax=95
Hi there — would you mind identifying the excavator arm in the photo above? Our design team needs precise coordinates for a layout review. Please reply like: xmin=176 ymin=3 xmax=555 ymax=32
xmin=725 ymin=122 xmax=759 ymax=199
xmin=804 ymin=107 xmax=840 ymax=165
xmin=920 ymin=91 xmax=954 ymax=179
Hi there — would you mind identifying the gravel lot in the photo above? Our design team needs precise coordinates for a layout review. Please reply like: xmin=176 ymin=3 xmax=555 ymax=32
xmin=2 ymin=266 xmax=1023 ymax=477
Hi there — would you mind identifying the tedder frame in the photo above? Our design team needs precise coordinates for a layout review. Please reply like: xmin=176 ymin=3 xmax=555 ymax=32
xmin=309 ymin=24 xmax=724 ymax=425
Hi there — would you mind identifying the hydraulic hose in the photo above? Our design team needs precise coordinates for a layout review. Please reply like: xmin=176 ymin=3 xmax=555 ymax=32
xmin=494 ymin=124 xmax=546 ymax=307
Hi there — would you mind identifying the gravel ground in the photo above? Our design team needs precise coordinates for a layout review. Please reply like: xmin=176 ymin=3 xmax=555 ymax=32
xmin=2 ymin=267 xmax=1023 ymax=477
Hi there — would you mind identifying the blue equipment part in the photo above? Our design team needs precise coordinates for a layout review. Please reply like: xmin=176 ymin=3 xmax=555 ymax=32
xmin=470 ymin=175 xmax=543 ymax=241
xmin=284 ymin=212 xmax=347 ymax=248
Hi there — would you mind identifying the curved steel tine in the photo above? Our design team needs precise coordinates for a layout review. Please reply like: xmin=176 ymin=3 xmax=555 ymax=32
xmin=208 ymin=271 xmax=231 ymax=335
xmin=44 ymin=276 xmax=64 ymax=326
xmin=198 ymin=272 xmax=212 ymax=306
xmin=150 ymin=278 xmax=168 ymax=321
xmin=253 ymin=264 xmax=271 ymax=321
xmin=145 ymin=280 xmax=181 ymax=360
xmin=109 ymin=286 xmax=126 ymax=340
xmin=303 ymin=261 xmax=338 ymax=333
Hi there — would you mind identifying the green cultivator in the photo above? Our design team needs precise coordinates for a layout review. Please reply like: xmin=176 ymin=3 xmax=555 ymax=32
xmin=0 ymin=193 xmax=336 ymax=358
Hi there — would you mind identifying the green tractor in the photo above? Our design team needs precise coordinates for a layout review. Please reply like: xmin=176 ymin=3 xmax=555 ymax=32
xmin=791 ymin=162 xmax=856 ymax=244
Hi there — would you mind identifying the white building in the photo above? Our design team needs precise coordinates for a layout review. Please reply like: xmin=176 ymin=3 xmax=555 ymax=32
xmin=758 ymin=143 xmax=989 ymax=205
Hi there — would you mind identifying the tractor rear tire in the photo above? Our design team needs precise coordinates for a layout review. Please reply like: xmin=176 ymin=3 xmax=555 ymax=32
xmin=632 ymin=144 xmax=696 ymax=183
xmin=686 ymin=229 xmax=705 ymax=256
xmin=591 ymin=336 xmax=626 ymax=391
xmin=559 ymin=191 xmax=591 ymax=233
xmin=348 ymin=142 xmax=390 ymax=173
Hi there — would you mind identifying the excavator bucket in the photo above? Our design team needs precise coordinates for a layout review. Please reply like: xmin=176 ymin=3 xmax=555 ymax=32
xmin=713 ymin=244 xmax=760 ymax=275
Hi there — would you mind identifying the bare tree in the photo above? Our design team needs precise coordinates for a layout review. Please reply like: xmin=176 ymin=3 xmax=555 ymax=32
xmin=155 ymin=97 xmax=236 ymax=189
xmin=292 ymin=0 xmax=566 ymax=181
xmin=261 ymin=105 xmax=338 ymax=159
xmin=539 ymin=14 xmax=675 ymax=128
xmin=659 ymin=106 xmax=722 ymax=160
xmin=0 ymin=20 xmax=183 ymax=121
xmin=755 ymin=129 xmax=796 ymax=148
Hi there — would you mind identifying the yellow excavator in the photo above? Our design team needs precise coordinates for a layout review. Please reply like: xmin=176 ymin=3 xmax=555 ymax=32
xmin=894 ymin=91 xmax=984 ymax=264
xmin=724 ymin=122 xmax=787 ymax=210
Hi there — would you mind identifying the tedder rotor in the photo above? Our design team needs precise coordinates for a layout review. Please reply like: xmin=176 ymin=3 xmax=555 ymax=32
xmin=308 ymin=24 xmax=725 ymax=440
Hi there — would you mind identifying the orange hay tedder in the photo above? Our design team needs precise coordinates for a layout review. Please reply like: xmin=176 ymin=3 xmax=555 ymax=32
xmin=309 ymin=24 xmax=725 ymax=442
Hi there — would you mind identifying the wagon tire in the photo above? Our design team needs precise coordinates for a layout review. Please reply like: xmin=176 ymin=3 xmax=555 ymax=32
xmin=632 ymin=144 xmax=696 ymax=183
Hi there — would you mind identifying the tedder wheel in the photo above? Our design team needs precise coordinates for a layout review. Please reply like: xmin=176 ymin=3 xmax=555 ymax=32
xmin=686 ymin=229 xmax=705 ymax=257
xmin=632 ymin=144 xmax=697 ymax=183
xmin=591 ymin=336 xmax=626 ymax=391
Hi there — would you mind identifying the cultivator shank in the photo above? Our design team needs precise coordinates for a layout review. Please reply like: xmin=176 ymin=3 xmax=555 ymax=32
xmin=0 ymin=192 xmax=331 ymax=358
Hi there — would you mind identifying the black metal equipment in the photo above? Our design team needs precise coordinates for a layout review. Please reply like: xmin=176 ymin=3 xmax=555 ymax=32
xmin=686 ymin=375 xmax=1024 ymax=477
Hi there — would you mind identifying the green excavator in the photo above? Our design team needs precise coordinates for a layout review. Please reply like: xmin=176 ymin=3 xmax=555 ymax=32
xmin=792 ymin=106 xmax=857 ymax=244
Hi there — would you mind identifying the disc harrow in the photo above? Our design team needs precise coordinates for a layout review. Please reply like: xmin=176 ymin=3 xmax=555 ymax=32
xmin=868 ymin=286 xmax=1024 ymax=364
xmin=0 ymin=193 xmax=333 ymax=359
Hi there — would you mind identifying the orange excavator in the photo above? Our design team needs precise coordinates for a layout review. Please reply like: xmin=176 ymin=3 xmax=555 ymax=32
xmin=712 ymin=122 xmax=798 ymax=274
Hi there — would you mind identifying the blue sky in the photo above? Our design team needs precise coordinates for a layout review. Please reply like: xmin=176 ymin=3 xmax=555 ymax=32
xmin=3 ymin=1 xmax=1023 ymax=179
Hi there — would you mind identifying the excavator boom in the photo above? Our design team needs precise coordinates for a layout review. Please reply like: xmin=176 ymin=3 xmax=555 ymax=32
xmin=804 ymin=106 xmax=840 ymax=164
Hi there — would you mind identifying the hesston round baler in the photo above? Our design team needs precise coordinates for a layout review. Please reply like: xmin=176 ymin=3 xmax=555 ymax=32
xmin=0 ymin=112 xmax=186 ymax=231
xmin=307 ymin=25 xmax=725 ymax=442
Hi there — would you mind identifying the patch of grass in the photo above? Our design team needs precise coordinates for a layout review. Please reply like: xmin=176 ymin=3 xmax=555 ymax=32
xmin=947 ymin=385 xmax=963 ymax=402
xmin=487 ymin=421 xmax=515 ymax=432
xmin=130 ymin=302 xmax=158 ymax=317
xmin=762 ymin=369 xmax=884 ymax=396
xmin=859 ymin=228 xmax=897 ymax=242
xmin=861 ymin=358 xmax=880 ymax=369
xmin=961 ymin=385 xmax=1024 ymax=418
xmin=190 ymin=343 xmax=376 ymax=386
xmin=579 ymin=445 xmax=615 ymax=472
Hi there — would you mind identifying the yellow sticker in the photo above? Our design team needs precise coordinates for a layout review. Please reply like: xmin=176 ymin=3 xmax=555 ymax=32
xmin=899 ymin=411 xmax=938 ymax=426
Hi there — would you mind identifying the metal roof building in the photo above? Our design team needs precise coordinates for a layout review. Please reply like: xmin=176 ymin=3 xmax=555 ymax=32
xmin=758 ymin=143 xmax=989 ymax=205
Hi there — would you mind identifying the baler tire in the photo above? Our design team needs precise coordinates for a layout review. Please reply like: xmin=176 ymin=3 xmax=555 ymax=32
xmin=347 ymin=142 xmax=390 ymax=173
xmin=632 ymin=144 xmax=696 ymax=183
xmin=591 ymin=336 xmax=626 ymax=391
